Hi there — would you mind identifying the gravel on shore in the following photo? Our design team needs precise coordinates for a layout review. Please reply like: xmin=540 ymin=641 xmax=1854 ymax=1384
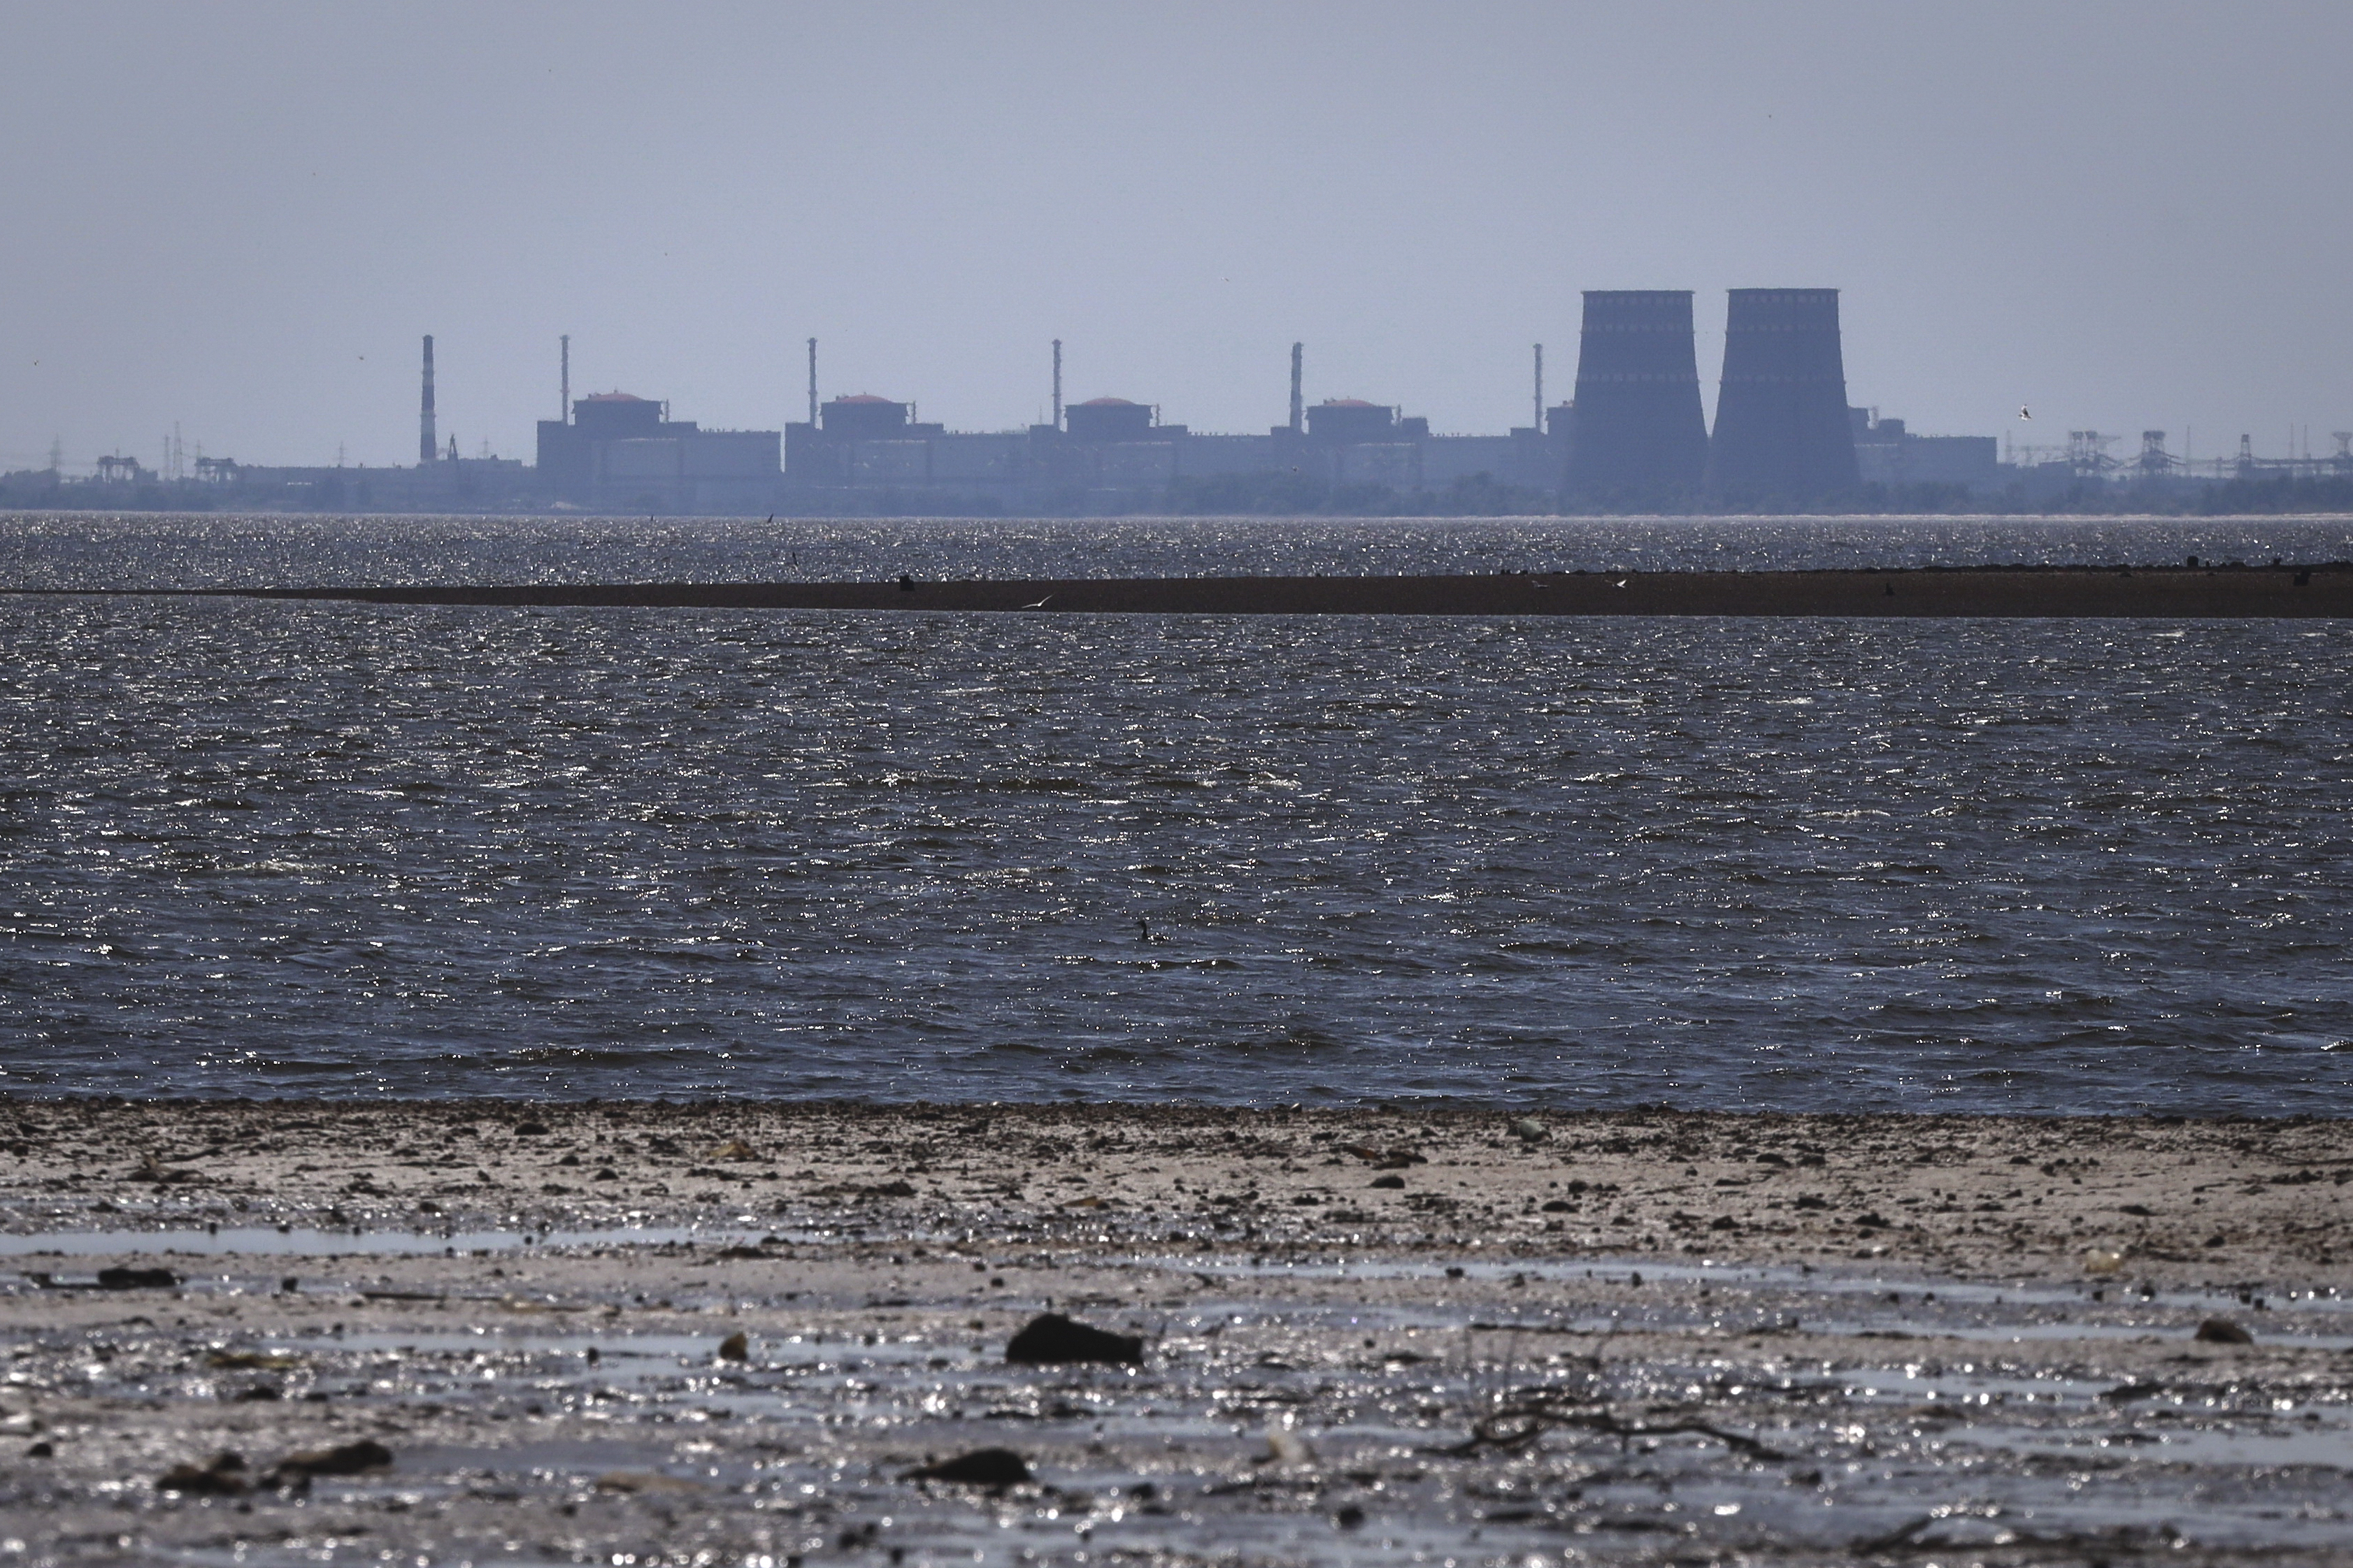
xmin=3 ymin=1103 xmax=2350 ymax=1567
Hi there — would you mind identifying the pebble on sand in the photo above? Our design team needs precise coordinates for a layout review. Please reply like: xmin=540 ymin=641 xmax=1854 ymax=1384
xmin=2194 ymin=1317 xmax=2254 ymax=1346
xmin=717 ymin=1330 xmax=750 ymax=1362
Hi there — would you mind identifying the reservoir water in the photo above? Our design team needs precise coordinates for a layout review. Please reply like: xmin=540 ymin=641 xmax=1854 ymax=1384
xmin=4 ymin=512 xmax=2350 ymax=1110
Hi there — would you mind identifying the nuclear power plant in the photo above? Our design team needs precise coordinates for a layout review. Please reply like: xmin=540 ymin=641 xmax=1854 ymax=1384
xmin=18 ymin=289 xmax=2345 ymax=515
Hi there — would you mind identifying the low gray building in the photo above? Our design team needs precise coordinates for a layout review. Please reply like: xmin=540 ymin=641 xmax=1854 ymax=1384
xmin=1851 ymin=412 xmax=2001 ymax=490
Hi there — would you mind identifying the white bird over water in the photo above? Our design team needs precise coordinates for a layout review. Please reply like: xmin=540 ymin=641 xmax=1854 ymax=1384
xmin=1018 ymin=594 xmax=1052 ymax=610
xmin=2019 ymin=406 xmax=2032 ymax=420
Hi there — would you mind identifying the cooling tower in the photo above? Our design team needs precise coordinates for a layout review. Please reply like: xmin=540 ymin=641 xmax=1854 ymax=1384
xmin=1705 ymin=289 xmax=1860 ymax=501
xmin=1562 ymin=291 xmax=1708 ymax=495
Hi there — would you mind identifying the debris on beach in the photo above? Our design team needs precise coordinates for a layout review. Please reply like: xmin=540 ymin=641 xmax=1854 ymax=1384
xmin=132 ymin=1153 xmax=202 ymax=1185
xmin=1005 ymin=1311 xmax=1143 ymax=1366
xmin=2194 ymin=1317 xmax=2254 ymax=1345
xmin=2082 ymin=1248 xmax=2125 ymax=1275
xmin=268 ymin=1439 xmax=393 ymax=1483
xmin=1262 ymin=1420 xmax=1317 ymax=1467
xmin=156 ymin=1451 xmax=247 ymax=1495
xmin=710 ymin=1137 xmax=760 ymax=1161
xmin=907 ymin=1447 xmax=1033 ymax=1488
xmin=97 ymin=1266 xmax=177 ymax=1290
xmin=594 ymin=1469 xmax=704 ymax=1494
xmin=1370 ymin=1174 xmax=1406 ymax=1188
xmin=1510 ymin=1118 xmax=1548 ymax=1143
xmin=717 ymin=1330 xmax=750 ymax=1361
xmin=810 ymin=1178 xmax=918 ymax=1198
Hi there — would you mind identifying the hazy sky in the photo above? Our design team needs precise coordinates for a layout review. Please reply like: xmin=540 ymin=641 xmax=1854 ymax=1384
xmin=3 ymin=1 xmax=2347 ymax=473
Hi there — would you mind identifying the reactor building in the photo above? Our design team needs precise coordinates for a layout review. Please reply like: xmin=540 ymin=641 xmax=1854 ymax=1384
xmin=535 ymin=391 xmax=780 ymax=510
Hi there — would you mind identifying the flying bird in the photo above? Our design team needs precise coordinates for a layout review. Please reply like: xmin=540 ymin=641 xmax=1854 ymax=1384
xmin=1018 ymin=594 xmax=1052 ymax=610
xmin=2019 ymin=406 xmax=2032 ymax=420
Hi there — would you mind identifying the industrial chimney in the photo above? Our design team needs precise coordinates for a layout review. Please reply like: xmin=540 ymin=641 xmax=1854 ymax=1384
xmin=1705 ymin=289 xmax=1859 ymax=503
xmin=419 ymin=335 xmax=437 ymax=465
xmin=1288 ymin=343 xmax=1304 ymax=435
xmin=1563 ymin=292 xmax=1708 ymax=496
xmin=1052 ymin=339 xmax=1063 ymax=431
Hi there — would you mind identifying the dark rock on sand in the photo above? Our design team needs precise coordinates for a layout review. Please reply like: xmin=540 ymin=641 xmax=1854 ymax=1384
xmin=1006 ymin=1311 xmax=1144 ymax=1367
xmin=2194 ymin=1317 xmax=2254 ymax=1345
xmin=908 ymin=1447 xmax=1033 ymax=1488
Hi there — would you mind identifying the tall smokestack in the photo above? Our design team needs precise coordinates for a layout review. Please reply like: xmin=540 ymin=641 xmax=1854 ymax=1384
xmin=1564 ymin=292 xmax=1706 ymax=496
xmin=1705 ymin=289 xmax=1859 ymax=502
xmin=806 ymin=338 xmax=818 ymax=426
xmin=1288 ymin=342 xmax=1303 ymax=434
xmin=1533 ymin=343 xmax=1543 ymax=430
xmin=419 ymin=335 xmax=437 ymax=465
xmin=1051 ymin=339 xmax=1063 ymax=430
xmin=559 ymin=335 xmax=570 ymax=423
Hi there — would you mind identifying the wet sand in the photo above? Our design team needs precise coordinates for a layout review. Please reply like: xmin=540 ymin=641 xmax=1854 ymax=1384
xmin=4 ymin=1103 xmax=2351 ymax=1565
xmin=27 ymin=563 xmax=2353 ymax=615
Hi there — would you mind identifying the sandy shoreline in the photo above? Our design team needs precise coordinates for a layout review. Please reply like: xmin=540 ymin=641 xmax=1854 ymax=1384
xmin=6 ymin=1102 xmax=2348 ymax=1283
xmin=5 ymin=1103 xmax=2351 ymax=1565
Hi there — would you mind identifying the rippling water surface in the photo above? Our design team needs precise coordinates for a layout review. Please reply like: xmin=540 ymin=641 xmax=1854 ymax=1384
xmin=6 ymin=508 xmax=2353 ymax=588
xmin=3 ymin=513 xmax=2350 ymax=1110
